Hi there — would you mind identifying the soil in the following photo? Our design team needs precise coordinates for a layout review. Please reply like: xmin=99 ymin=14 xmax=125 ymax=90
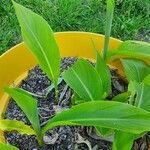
xmin=4 ymin=57 xmax=129 ymax=150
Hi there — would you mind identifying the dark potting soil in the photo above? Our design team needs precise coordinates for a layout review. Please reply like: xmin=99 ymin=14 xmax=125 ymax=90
xmin=4 ymin=57 xmax=128 ymax=150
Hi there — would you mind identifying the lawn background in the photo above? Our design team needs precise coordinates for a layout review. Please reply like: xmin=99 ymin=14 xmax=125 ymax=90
xmin=0 ymin=0 xmax=150 ymax=55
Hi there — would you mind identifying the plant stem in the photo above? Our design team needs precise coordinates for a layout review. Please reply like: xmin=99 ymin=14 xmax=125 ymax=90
xmin=103 ymin=0 xmax=115 ymax=61
xmin=54 ymin=81 xmax=59 ymax=103
xmin=37 ymin=134 xmax=44 ymax=147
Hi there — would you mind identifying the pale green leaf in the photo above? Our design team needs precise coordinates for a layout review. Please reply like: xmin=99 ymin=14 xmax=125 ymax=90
xmin=121 ymin=59 xmax=150 ymax=82
xmin=96 ymin=51 xmax=111 ymax=96
xmin=12 ymin=1 xmax=60 ymax=83
xmin=41 ymin=101 xmax=150 ymax=135
xmin=0 ymin=119 xmax=35 ymax=135
xmin=5 ymin=88 xmax=41 ymax=136
xmin=108 ymin=41 xmax=150 ymax=61
xmin=113 ymin=131 xmax=135 ymax=150
xmin=63 ymin=59 xmax=103 ymax=100
xmin=0 ymin=144 xmax=19 ymax=150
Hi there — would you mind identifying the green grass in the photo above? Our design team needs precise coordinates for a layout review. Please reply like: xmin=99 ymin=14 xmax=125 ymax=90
xmin=0 ymin=0 xmax=150 ymax=55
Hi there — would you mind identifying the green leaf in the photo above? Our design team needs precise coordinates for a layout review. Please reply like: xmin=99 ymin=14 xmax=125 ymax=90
xmin=63 ymin=59 xmax=103 ymax=100
xmin=103 ymin=0 xmax=115 ymax=60
xmin=95 ymin=126 xmax=113 ymax=137
xmin=0 ymin=143 xmax=19 ymax=150
xmin=96 ymin=51 xmax=111 ymax=96
xmin=12 ymin=1 xmax=60 ymax=84
xmin=5 ymin=88 xmax=41 ymax=136
xmin=108 ymin=41 xmax=150 ymax=61
xmin=121 ymin=59 xmax=150 ymax=82
xmin=41 ymin=101 xmax=150 ymax=136
xmin=113 ymin=131 xmax=135 ymax=150
xmin=112 ymin=92 xmax=130 ymax=103
xmin=0 ymin=119 xmax=35 ymax=135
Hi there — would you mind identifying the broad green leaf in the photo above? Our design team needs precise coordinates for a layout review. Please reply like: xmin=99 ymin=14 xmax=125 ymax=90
xmin=12 ymin=1 xmax=60 ymax=84
xmin=96 ymin=51 xmax=111 ymax=96
xmin=0 ymin=119 xmax=35 ymax=135
xmin=103 ymin=0 xmax=115 ymax=60
xmin=112 ymin=92 xmax=130 ymax=103
xmin=41 ymin=101 xmax=150 ymax=135
xmin=0 ymin=144 xmax=19 ymax=150
xmin=113 ymin=131 xmax=135 ymax=150
xmin=108 ymin=41 xmax=150 ymax=61
xmin=63 ymin=59 xmax=103 ymax=100
xmin=5 ymin=88 xmax=41 ymax=136
xmin=121 ymin=59 xmax=150 ymax=82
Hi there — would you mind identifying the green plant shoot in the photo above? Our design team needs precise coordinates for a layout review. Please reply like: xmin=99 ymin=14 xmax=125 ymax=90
xmin=103 ymin=0 xmax=115 ymax=60
xmin=12 ymin=0 xmax=60 ymax=101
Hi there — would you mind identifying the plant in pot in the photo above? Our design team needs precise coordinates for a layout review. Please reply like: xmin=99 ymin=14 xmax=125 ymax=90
xmin=0 ymin=0 xmax=150 ymax=150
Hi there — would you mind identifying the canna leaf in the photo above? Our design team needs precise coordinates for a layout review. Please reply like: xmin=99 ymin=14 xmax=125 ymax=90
xmin=63 ymin=59 xmax=103 ymax=100
xmin=121 ymin=59 xmax=150 ymax=82
xmin=5 ymin=88 xmax=41 ymax=136
xmin=0 ymin=119 xmax=35 ymax=135
xmin=108 ymin=41 xmax=150 ymax=61
xmin=41 ymin=101 xmax=150 ymax=136
xmin=113 ymin=131 xmax=135 ymax=150
xmin=0 ymin=143 xmax=19 ymax=150
xmin=96 ymin=50 xmax=111 ymax=96
xmin=12 ymin=1 xmax=60 ymax=84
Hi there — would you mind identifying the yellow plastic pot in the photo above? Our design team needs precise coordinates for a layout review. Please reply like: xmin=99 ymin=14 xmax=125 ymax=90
xmin=0 ymin=32 xmax=122 ymax=143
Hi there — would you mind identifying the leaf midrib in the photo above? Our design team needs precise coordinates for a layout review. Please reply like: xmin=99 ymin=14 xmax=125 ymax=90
xmin=54 ymin=117 xmax=148 ymax=122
